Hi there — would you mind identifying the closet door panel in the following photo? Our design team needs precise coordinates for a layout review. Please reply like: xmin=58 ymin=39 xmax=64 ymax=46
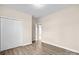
xmin=0 ymin=19 xmax=1 ymax=51
xmin=1 ymin=18 xmax=23 ymax=51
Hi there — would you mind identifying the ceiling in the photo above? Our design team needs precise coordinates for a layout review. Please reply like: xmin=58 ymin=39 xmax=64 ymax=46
xmin=0 ymin=4 xmax=72 ymax=18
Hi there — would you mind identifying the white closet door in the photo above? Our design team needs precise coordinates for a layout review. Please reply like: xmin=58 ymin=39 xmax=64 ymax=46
xmin=0 ymin=18 xmax=1 ymax=51
xmin=1 ymin=18 xmax=24 ymax=51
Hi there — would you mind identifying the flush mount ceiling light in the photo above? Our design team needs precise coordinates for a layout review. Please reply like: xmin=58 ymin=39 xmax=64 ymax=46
xmin=32 ymin=4 xmax=45 ymax=8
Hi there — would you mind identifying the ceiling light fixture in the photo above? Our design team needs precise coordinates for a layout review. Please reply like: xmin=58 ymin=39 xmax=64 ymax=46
xmin=32 ymin=4 xmax=45 ymax=8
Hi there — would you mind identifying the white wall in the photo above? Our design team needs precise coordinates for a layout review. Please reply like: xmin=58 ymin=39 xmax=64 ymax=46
xmin=0 ymin=6 xmax=32 ymax=51
xmin=39 ymin=6 xmax=79 ymax=53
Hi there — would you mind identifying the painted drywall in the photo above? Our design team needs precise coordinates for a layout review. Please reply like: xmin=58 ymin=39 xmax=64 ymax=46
xmin=39 ymin=6 xmax=79 ymax=53
xmin=0 ymin=6 xmax=32 ymax=51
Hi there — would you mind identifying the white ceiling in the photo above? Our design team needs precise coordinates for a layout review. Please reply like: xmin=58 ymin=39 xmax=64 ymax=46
xmin=0 ymin=4 xmax=72 ymax=18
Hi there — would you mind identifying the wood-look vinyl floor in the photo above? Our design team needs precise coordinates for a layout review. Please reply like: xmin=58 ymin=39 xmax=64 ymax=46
xmin=0 ymin=40 xmax=79 ymax=55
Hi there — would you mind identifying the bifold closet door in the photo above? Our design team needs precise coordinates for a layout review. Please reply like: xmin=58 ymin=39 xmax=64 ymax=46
xmin=1 ymin=18 xmax=24 ymax=51
xmin=0 ymin=18 xmax=1 ymax=51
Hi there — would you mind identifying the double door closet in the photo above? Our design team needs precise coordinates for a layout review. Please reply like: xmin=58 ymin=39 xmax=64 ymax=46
xmin=0 ymin=16 xmax=30 ymax=51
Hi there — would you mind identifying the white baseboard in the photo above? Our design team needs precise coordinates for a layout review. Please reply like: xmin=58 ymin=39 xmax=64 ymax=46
xmin=22 ymin=42 xmax=32 ymax=46
xmin=0 ymin=42 xmax=32 ymax=52
xmin=42 ymin=40 xmax=79 ymax=53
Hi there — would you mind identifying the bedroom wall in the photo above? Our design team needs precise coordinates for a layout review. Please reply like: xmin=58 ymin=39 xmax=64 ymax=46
xmin=39 ymin=5 xmax=79 ymax=53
